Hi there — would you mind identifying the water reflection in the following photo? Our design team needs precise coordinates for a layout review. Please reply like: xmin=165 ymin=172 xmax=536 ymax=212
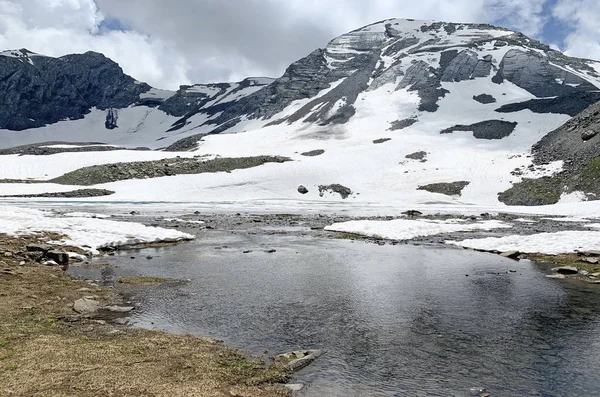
xmin=73 ymin=233 xmax=600 ymax=397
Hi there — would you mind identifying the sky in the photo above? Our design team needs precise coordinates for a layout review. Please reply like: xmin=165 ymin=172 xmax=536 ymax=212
xmin=0 ymin=0 xmax=598 ymax=90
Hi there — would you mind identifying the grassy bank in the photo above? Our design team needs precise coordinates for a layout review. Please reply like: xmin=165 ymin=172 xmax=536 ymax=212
xmin=0 ymin=234 xmax=289 ymax=397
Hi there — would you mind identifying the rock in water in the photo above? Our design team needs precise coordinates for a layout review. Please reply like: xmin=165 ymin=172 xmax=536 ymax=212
xmin=297 ymin=185 xmax=309 ymax=194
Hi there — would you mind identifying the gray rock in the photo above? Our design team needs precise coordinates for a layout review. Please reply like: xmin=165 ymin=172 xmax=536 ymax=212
xmin=284 ymin=384 xmax=304 ymax=392
xmin=26 ymin=244 xmax=51 ymax=253
xmin=373 ymin=138 xmax=391 ymax=144
xmin=405 ymin=151 xmax=428 ymax=161
xmin=297 ymin=185 xmax=309 ymax=194
xmin=441 ymin=120 xmax=517 ymax=140
xmin=500 ymin=251 xmax=521 ymax=259
xmin=473 ymin=94 xmax=497 ymax=104
xmin=581 ymin=130 xmax=599 ymax=141
xmin=0 ymin=189 xmax=115 ymax=198
xmin=46 ymin=250 xmax=69 ymax=265
xmin=418 ymin=181 xmax=470 ymax=196
xmin=0 ymin=50 xmax=150 ymax=131
xmin=50 ymin=156 xmax=291 ymax=186
xmin=495 ymin=92 xmax=600 ymax=117
xmin=104 ymin=305 xmax=135 ymax=313
xmin=300 ymin=149 xmax=325 ymax=157
xmin=73 ymin=297 xmax=100 ymax=315
xmin=318 ymin=184 xmax=353 ymax=199
xmin=441 ymin=50 xmax=492 ymax=82
xmin=277 ymin=349 xmax=322 ymax=372
xmin=388 ymin=118 xmax=417 ymax=131
xmin=552 ymin=266 xmax=579 ymax=275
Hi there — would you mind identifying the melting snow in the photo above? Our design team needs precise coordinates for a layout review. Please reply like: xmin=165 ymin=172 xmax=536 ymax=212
xmin=0 ymin=205 xmax=194 ymax=254
xmin=324 ymin=218 xmax=511 ymax=240
xmin=447 ymin=231 xmax=600 ymax=255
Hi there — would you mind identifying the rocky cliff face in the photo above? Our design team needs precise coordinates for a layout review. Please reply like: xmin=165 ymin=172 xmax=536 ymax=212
xmin=197 ymin=20 xmax=600 ymax=133
xmin=2 ymin=20 xmax=599 ymax=138
xmin=0 ymin=49 xmax=151 ymax=130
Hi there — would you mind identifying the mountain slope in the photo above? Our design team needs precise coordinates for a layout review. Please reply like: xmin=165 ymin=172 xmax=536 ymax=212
xmin=1 ymin=19 xmax=600 ymax=210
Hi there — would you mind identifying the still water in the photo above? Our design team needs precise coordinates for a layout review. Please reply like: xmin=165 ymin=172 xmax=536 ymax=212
xmin=73 ymin=231 xmax=600 ymax=396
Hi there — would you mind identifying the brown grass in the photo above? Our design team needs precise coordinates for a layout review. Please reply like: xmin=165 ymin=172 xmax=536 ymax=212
xmin=526 ymin=253 xmax=600 ymax=274
xmin=0 ymin=234 xmax=290 ymax=397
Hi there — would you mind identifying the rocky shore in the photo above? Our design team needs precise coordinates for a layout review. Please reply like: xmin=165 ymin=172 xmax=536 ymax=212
xmin=0 ymin=233 xmax=291 ymax=397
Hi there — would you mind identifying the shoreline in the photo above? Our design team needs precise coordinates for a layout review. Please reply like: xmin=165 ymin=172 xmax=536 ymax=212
xmin=0 ymin=233 xmax=292 ymax=397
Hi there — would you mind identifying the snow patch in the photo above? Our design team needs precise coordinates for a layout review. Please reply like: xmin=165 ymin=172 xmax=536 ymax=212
xmin=0 ymin=205 xmax=194 ymax=254
xmin=448 ymin=231 xmax=600 ymax=254
xmin=324 ymin=218 xmax=511 ymax=240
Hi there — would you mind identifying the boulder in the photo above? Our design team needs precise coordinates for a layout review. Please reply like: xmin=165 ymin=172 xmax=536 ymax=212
xmin=26 ymin=244 xmax=51 ymax=253
xmin=47 ymin=250 xmax=69 ymax=265
xmin=277 ymin=349 xmax=322 ymax=372
xmin=552 ymin=266 xmax=579 ymax=275
xmin=73 ymin=297 xmax=100 ymax=315
xmin=500 ymin=251 xmax=521 ymax=259
xmin=297 ymin=185 xmax=309 ymax=194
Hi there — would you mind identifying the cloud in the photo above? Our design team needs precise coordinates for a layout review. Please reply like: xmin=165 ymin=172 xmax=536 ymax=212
xmin=0 ymin=0 xmax=594 ymax=90
xmin=552 ymin=0 xmax=600 ymax=61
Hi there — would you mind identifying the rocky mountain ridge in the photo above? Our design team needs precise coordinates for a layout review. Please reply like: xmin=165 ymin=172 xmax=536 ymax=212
xmin=2 ymin=19 xmax=600 ymax=207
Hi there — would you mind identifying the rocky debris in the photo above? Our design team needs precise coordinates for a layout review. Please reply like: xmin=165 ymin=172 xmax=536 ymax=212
xmin=297 ymin=185 xmax=309 ymax=194
xmin=24 ymin=244 xmax=70 ymax=267
xmin=50 ymin=156 xmax=291 ymax=186
xmin=499 ymin=100 xmax=600 ymax=206
xmin=418 ymin=181 xmax=470 ymax=196
xmin=373 ymin=138 xmax=391 ymax=144
xmin=1 ymin=189 xmax=115 ymax=198
xmin=552 ymin=266 xmax=579 ymax=275
xmin=473 ymin=94 xmax=497 ymax=104
xmin=0 ymin=51 xmax=150 ymax=131
xmin=388 ymin=118 xmax=417 ymax=131
xmin=498 ymin=177 xmax=563 ymax=206
xmin=318 ymin=184 xmax=353 ymax=199
xmin=402 ymin=210 xmax=423 ymax=217
xmin=300 ymin=149 xmax=325 ymax=157
xmin=440 ymin=120 xmax=518 ymax=140
xmin=0 ymin=142 xmax=150 ymax=156
xmin=405 ymin=151 xmax=428 ymax=161
xmin=164 ymin=133 xmax=208 ymax=152
xmin=276 ymin=349 xmax=322 ymax=372
xmin=73 ymin=297 xmax=100 ymax=315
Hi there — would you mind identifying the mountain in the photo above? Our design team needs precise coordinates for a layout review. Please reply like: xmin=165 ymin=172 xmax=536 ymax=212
xmin=1 ymin=19 xmax=600 ymax=209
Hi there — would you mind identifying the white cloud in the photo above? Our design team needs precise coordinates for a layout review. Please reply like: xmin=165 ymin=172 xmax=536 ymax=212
xmin=552 ymin=0 xmax=600 ymax=61
xmin=0 ymin=0 xmax=584 ymax=89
